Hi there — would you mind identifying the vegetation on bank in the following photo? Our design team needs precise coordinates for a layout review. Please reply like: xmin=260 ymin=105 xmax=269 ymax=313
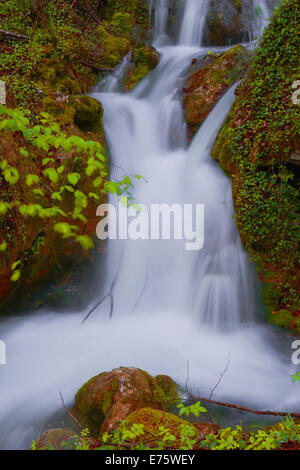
xmin=0 ymin=0 xmax=156 ymax=311
xmin=32 ymin=367 xmax=300 ymax=451
xmin=212 ymin=0 xmax=300 ymax=332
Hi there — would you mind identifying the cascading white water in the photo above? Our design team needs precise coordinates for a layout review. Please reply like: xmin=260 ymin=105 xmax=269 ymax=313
xmin=0 ymin=0 xmax=298 ymax=450
xmin=178 ymin=0 xmax=209 ymax=46
xmin=153 ymin=0 xmax=170 ymax=45
xmin=250 ymin=0 xmax=271 ymax=40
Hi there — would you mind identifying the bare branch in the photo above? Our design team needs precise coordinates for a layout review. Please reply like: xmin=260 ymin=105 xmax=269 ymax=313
xmin=209 ymin=353 xmax=230 ymax=401
xmin=188 ymin=393 xmax=300 ymax=419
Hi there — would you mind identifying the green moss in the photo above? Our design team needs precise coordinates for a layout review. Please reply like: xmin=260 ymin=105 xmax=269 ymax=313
xmin=120 ymin=408 xmax=198 ymax=450
xmin=111 ymin=12 xmax=136 ymax=40
xmin=35 ymin=428 xmax=78 ymax=450
xmin=212 ymin=0 xmax=300 ymax=329
xmin=183 ymin=45 xmax=251 ymax=139
xmin=155 ymin=375 xmax=180 ymax=404
xmin=70 ymin=96 xmax=103 ymax=133
xmin=123 ymin=43 xmax=159 ymax=90
xmin=96 ymin=25 xmax=131 ymax=68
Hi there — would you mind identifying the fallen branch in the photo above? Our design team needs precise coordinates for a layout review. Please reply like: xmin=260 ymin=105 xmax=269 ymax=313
xmin=79 ymin=60 xmax=114 ymax=72
xmin=0 ymin=29 xmax=29 ymax=42
xmin=188 ymin=393 xmax=300 ymax=419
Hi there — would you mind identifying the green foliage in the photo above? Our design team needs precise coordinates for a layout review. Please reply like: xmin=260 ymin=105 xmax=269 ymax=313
xmin=201 ymin=416 xmax=300 ymax=450
xmin=212 ymin=0 xmax=300 ymax=326
xmin=292 ymin=371 xmax=300 ymax=382
xmin=0 ymin=105 xmax=134 ymax=284
xmin=177 ymin=401 xmax=207 ymax=417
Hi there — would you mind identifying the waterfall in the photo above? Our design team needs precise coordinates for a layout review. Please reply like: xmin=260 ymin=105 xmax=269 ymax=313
xmin=251 ymin=0 xmax=271 ymax=39
xmin=0 ymin=0 xmax=298 ymax=450
xmin=153 ymin=0 xmax=170 ymax=46
xmin=178 ymin=0 xmax=209 ymax=46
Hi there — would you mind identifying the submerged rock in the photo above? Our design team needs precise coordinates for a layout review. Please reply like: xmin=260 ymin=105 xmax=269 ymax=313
xmin=183 ymin=45 xmax=251 ymax=139
xmin=75 ymin=367 xmax=180 ymax=436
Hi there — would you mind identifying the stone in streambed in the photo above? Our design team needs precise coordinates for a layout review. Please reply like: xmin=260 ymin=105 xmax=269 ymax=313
xmin=75 ymin=367 xmax=180 ymax=436
xmin=183 ymin=45 xmax=251 ymax=139
xmin=34 ymin=428 xmax=79 ymax=450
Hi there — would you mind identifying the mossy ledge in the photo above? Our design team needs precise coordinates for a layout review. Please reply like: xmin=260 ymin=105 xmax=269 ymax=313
xmin=211 ymin=0 xmax=300 ymax=332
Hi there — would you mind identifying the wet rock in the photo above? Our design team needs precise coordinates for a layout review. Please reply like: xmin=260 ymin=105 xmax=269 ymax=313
xmin=119 ymin=408 xmax=206 ymax=449
xmin=96 ymin=26 xmax=131 ymax=68
xmin=69 ymin=96 xmax=104 ymax=133
xmin=123 ymin=43 xmax=159 ymax=91
xmin=75 ymin=367 xmax=180 ymax=436
xmin=183 ymin=45 xmax=251 ymax=139
xmin=34 ymin=428 xmax=79 ymax=450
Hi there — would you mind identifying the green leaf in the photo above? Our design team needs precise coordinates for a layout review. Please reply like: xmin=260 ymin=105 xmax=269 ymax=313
xmin=76 ymin=235 xmax=94 ymax=250
xmin=68 ymin=172 xmax=81 ymax=186
xmin=0 ymin=241 xmax=7 ymax=251
xmin=43 ymin=167 xmax=59 ymax=183
xmin=4 ymin=167 xmax=19 ymax=185
xmin=26 ymin=174 xmax=40 ymax=186
xmin=11 ymin=270 xmax=21 ymax=282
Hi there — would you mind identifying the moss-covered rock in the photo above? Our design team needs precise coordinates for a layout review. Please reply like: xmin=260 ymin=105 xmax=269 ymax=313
xmin=75 ymin=367 xmax=180 ymax=436
xmin=155 ymin=374 xmax=180 ymax=404
xmin=119 ymin=408 xmax=200 ymax=450
xmin=123 ymin=43 xmax=159 ymax=91
xmin=110 ymin=12 xmax=136 ymax=40
xmin=0 ymin=110 xmax=107 ymax=313
xmin=183 ymin=45 xmax=251 ymax=139
xmin=211 ymin=0 xmax=300 ymax=331
xmin=69 ymin=96 xmax=104 ymax=133
xmin=96 ymin=25 xmax=131 ymax=68
xmin=34 ymin=428 xmax=79 ymax=450
xmin=98 ymin=0 xmax=149 ymax=41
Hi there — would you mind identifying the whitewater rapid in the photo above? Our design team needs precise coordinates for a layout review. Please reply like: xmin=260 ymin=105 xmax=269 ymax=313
xmin=0 ymin=0 xmax=298 ymax=450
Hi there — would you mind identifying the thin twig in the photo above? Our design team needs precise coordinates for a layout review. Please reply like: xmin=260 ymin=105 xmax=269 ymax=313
xmin=0 ymin=29 xmax=29 ymax=42
xmin=209 ymin=353 xmax=230 ymax=401
xmin=59 ymin=391 xmax=82 ymax=431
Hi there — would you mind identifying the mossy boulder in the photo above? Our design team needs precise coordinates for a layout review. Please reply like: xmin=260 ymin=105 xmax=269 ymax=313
xmin=110 ymin=12 xmax=136 ymax=40
xmin=183 ymin=45 xmax=251 ymax=139
xmin=75 ymin=367 xmax=180 ymax=436
xmin=34 ymin=428 xmax=79 ymax=450
xmin=69 ymin=96 xmax=104 ymax=133
xmin=118 ymin=408 xmax=207 ymax=450
xmin=96 ymin=25 xmax=131 ymax=68
xmin=123 ymin=43 xmax=159 ymax=91
xmin=98 ymin=0 xmax=149 ymax=41
xmin=211 ymin=0 xmax=300 ymax=330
